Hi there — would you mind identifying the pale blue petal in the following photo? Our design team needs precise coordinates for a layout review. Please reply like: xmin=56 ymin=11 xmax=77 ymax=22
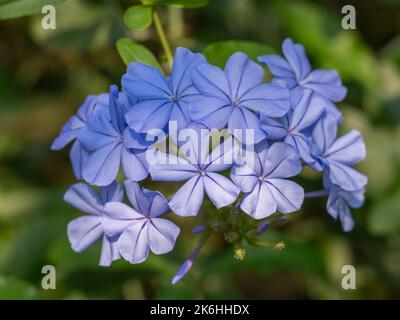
xmin=169 ymin=176 xmax=204 ymax=216
xmin=147 ymin=218 xmax=180 ymax=254
xmin=203 ymin=172 xmax=240 ymax=208
xmin=224 ymin=52 xmax=264 ymax=99
xmin=67 ymin=216 xmax=103 ymax=252
xmin=266 ymin=178 xmax=304 ymax=213
xmin=64 ymin=182 xmax=103 ymax=215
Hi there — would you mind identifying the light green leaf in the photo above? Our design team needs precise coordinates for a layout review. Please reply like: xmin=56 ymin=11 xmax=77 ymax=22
xmin=0 ymin=0 xmax=64 ymax=20
xmin=141 ymin=0 xmax=208 ymax=8
xmin=367 ymin=192 xmax=400 ymax=235
xmin=203 ymin=40 xmax=275 ymax=68
xmin=124 ymin=5 xmax=153 ymax=31
xmin=116 ymin=38 xmax=162 ymax=71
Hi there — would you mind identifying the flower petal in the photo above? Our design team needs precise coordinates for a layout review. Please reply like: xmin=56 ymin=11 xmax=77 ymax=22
xmin=326 ymin=130 xmax=366 ymax=165
xmin=64 ymin=182 xmax=103 ymax=215
xmin=171 ymin=47 xmax=206 ymax=96
xmin=240 ymin=182 xmax=277 ymax=219
xmin=169 ymin=176 xmax=204 ymax=216
xmin=147 ymin=218 xmax=180 ymax=254
xmin=328 ymin=161 xmax=368 ymax=191
xmin=258 ymin=54 xmax=295 ymax=79
xmin=103 ymin=202 xmax=144 ymax=237
xmin=82 ymin=142 xmax=123 ymax=186
xmin=224 ymin=52 xmax=264 ymax=99
xmin=203 ymin=172 xmax=240 ymax=208
xmin=262 ymin=142 xmax=302 ymax=178
xmin=121 ymin=148 xmax=148 ymax=181
xmin=125 ymin=99 xmax=172 ymax=133
xmin=228 ymin=107 xmax=266 ymax=144
xmin=303 ymin=69 xmax=347 ymax=102
xmin=266 ymin=178 xmax=304 ymax=213
xmin=282 ymin=38 xmax=311 ymax=81
xmin=240 ymin=84 xmax=290 ymax=117
xmin=118 ymin=221 xmax=150 ymax=264
xmin=122 ymin=62 xmax=170 ymax=99
xmin=192 ymin=63 xmax=231 ymax=100
xmin=67 ymin=216 xmax=103 ymax=252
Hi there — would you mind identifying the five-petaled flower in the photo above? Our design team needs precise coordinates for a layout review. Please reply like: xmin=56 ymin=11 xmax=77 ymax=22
xmin=78 ymin=85 xmax=150 ymax=186
xmin=311 ymin=113 xmax=368 ymax=191
xmin=190 ymin=52 xmax=290 ymax=144
xmin=150 ymin=133 xmax=240 ymax=216
xmin=64 ymin=181 xmax=123 ymax=266
xmin=259 ymin=38 xmax=347 ymax=121
xmin=122 ymin=47 xmax=206 ymax=133
xmin=103 ymin=180 xmax=180 ymax=264
xmin=231 ymin=142 xmax=304 ymax=219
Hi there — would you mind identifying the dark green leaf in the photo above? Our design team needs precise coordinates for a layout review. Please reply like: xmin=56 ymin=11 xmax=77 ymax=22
xmin=124 ymin=5 xmax=153 ymax=31
xmin=116 ymin=38 xmax=162 ymax=71
xmin=203 ymin=40 xmax=275 ymax=68
xmin=0 ymin=0 xmax=64 ymax=20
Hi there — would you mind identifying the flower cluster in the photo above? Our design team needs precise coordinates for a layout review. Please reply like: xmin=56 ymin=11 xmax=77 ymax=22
xmin=53 ymin=39 xmax=367 ymax=282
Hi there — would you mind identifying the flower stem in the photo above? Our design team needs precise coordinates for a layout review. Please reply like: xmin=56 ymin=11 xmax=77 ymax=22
xmin=153 ymin=10 xmax=173 ymax=71
xmin=305 ymin=190 xmax=329 ymax=199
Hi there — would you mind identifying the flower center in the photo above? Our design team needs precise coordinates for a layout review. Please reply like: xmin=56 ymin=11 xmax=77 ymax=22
xmin=170 ymin=95 xmax=179 ymax=102
xmin=258 ymin=175 xmax=265 ymax=181
xmin=199 ymin=169 xmax=206 ymax=176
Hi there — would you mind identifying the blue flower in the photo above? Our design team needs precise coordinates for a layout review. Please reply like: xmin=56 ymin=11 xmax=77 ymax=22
xmin=64 ymin=181 xmax=123 ymax=266
xmin=258 ymin=38 xmax=346 ymax=121
xmin=149 ymin=134 xmax=240 ymax=216
xmin=122 ymin=47 xmax=206 ymax=133
xmin=311 ymin=113 xmax=368 ymax=191
xmin=231 ymin=142 xmax=304 ymax=219
xmin=103 ymin=180 xmax=180 ymax=264
xmin=259 ymin=89 xmax=325 ymax=168
xmin=78 ymin=85 xmax=150 ymax=186
xmin=190 ymin=52 xmax=290 ymax=144
xmin=51 ymin=93 xmax=108 ymax=179
xmin=324 ymin=177 xmax=365 ymax=232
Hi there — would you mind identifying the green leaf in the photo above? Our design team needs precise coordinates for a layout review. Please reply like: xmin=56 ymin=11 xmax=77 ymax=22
xmin=116 ymin=38 xmax=162 ymax=71
xmin=0 ymin=0 xmax=64 ymax=20
xmin=141 ymin=0 xmax=208 ymax=8
xmin=367 ymin=192 xmax=400 ymax=235
xmin=203 ymin=40 xmax=275 ymax=68
xmin=124 ymin=5 xmax=153 ymax=31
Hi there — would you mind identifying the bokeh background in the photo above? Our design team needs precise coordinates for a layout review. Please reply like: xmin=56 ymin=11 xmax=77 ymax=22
xmin=0 ymin=0 xmax=399 ymax=299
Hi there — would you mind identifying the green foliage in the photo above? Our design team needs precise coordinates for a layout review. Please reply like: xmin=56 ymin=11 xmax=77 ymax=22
xmin=116 ymin=38 xmax=163 ymax=71
xmin=368 ymin=192 xmax=400 ymax=236
xmin=124 ymin=5 xmax=153 ymax=31
xmin=203 ymin=40 xmax=274 ymax=68
xmin=0 ymin=275 xmax=38 ymax=299
xmin=0 ymin=0 xmax=64 ymax=20
xmin=141 ymin=0 xmax=209 ymax=9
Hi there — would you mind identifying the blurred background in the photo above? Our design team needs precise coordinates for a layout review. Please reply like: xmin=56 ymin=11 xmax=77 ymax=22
xmin=0 ymin=0 xmax=399 ymax=299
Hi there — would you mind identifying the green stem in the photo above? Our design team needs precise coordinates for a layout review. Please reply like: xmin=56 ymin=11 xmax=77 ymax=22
xmin=153 ymin=10 xmax=173 ymax=70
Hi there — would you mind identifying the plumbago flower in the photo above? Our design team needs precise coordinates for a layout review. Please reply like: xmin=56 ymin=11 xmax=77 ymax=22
xmin=122 ymin=47 xmax=206 ymax=133
xmin=258 ymin=38 xmax=347 ymax=121
xmin=78 ymin=85 xmax=151 ymax=186
xmin=231 ymin=142 xmax=304 ymax=219
xmin=311 ymin=113 xmax=367 ymax=191
xmin=103 ymin=181 xmax=180 ymax=264
xmin=53 ymin=37 xmax=368 ymax=284
xmin=323 ymin=176 xmax=365 ymax=232
xmin=149 ymin=131 xmax=240 ymax=216
xmin=190 ymin=52 xmax=290 ymax=144
xmin=259 ymin=89 xmax=325 ymax=168
xmin=64 ymin=181 xmax=123 ymax=266
xmin=51 ymin=93 xmax=108 ymax=179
